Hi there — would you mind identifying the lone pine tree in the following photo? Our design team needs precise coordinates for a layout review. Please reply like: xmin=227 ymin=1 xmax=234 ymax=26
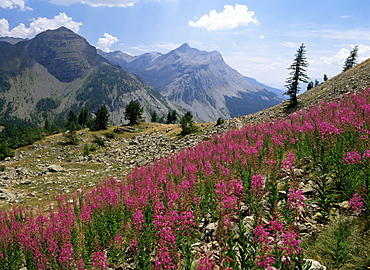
xmin=284 ymin=43 xmax=309 ymax=108
xmin=124 ymin=100 xmax=143 ymax=125
xmin=342 ymin=45 xmax=359 ymax=72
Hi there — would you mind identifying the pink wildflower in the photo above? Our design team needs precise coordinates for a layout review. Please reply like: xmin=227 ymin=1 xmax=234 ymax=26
xmin=287 ymin=188 xmax=305 ymax=213
xmin=348 ymin=193 xmax=364 ymax=216
xmin=250 ymin=174 xmax=265 ymax=198
xmin=91 ymin=251 xmax=109 ymax=269
xmin=343 ymin=151 xmax=362 ymax=164
xmin=199 ymin=256 xmax=215 ymax=270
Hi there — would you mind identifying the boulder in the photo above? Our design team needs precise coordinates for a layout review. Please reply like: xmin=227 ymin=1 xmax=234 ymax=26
xmin=47 ymin=164 xmax=64 ymax=172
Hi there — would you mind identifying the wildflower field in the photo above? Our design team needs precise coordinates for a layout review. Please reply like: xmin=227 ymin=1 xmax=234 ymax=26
xmin=0 ymin=89 xmax=369 ymax=269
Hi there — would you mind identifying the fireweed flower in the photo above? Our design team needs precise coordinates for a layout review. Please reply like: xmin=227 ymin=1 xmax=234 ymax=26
xmin=91 ymin=251 xmax=109 ymax=269
xmin=250 ymin=174 xmax=265 ymax=199
xmin=254 ymin=224 xmax=270 ymax=245
xmin=363 ymin=149 xmax=370 ymax=159
xmin=348 ymin=193 xmax=364 ymax=216
xmin=257 ymin=255 xmax=276 ymax=268
xmin=199 ymin=254 xmax=217 ymax=270
xmin=280 ymin=152 xmax=295 ymax=177
xmin=287 ymin=188 xmax=305 ymax=214
xmin=343 ymin=151 xmax=363 ymax=164
xmin=280 ymin=230 xmax=302 ymax=259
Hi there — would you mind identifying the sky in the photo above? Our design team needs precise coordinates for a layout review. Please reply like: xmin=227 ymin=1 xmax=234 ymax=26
xmin=1 ymin=0 xmax=370 ymax=89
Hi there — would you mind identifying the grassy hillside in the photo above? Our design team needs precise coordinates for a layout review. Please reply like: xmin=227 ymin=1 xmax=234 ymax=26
xmin=0 ymin=87 xmax=369 ymax=269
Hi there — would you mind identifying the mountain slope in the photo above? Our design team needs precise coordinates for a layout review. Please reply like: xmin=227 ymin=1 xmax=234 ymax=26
xmin=101 ymin=43 xmax=285 ymax=122
xmin=0 ymin=27 xmax=178 ymax=125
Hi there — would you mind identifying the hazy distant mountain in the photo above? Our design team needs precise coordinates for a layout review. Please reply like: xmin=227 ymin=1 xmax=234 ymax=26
xmin=244 ymin=77 xmax=286 ymax=98
xmin=0 ymin=27 xmax=178 ymax=125
xmin=101 ymin=43 xmax=285 ymax=122
xmin=0 ymin=37 xmax=26 ymax=44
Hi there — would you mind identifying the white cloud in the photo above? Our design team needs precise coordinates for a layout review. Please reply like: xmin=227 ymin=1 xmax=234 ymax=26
xmin=259 ymin=35 xmax=264 ymax=39
xmin=97 ymin=33 xmax=119 ymax=52
xmin=280 ymin=41 xmax=301 ymax=48
xmin=0 ymin=0 xmax=32 ymax=10
xmin=320 ymin=48 xmax=350 ymax=65
xmin=189 ymin=4 xmax=258 ymax=31
xmin=50 ymin=0 xmax=144 ymax=7
xmin=264 ymin=62 xmax=282 ymax=70
xmin=357 ymin=44 xmax=370 ymax=62
xmin=313 ymin=29 xmax=370 ymax=41
xmin=0 ymin=12 xmax=82 ymax=38
xmin=319 ymin=45 xmax=370 ymax=66
xmin=0 ymin=18 xmax=10 ymax=36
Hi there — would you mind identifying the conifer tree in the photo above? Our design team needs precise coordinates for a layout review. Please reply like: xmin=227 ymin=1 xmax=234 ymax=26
xmin=180 ymin=112 xmax=198 ymax=136
xmin=78 ymin=107 xmax=89 ymax=128
xmin=166 ymin=110 xmax=178 ymax=124
xmin=284 ymin=43 xmax=309 ymax=108
xmin=124 ymin=100 xmax=143 ymax=125
xmin=323 ymin=74 xmax=328 ymax=82
xmin=307 ymin=81 xmax=314 ymax=91
xmin=151 ymin=111 xmax=159 ymax=123
xmin=342 ymin=45 xmax=359 ymax=72
xmin=67 ymin=110 xmax=77 ymax=130
xmin=93 ymin=105 xmax=109 ymax=131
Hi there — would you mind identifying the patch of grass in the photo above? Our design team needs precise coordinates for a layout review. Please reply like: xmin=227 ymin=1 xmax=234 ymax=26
xmin=303 ymin=216 xmax=370 ymax=269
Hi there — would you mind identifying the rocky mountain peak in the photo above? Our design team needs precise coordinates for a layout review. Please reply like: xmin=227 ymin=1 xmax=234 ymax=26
xmin=176 ymin=43 xmax=191 ymax=53
xmin=101 ymin=43 xmax=284 ymax=122
xmin=26 ymin=27 xmax=105 ymax=82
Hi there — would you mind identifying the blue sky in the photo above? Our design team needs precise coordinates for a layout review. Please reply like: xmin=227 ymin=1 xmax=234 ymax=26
xmin=1 ymin=0 xmax=370 ymax=89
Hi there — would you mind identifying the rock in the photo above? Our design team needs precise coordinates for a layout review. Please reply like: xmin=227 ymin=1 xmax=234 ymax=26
xmin=114 ymin=126 xmax=137 ymax=133
xmin=20 ymin=180 xmax=32 ymax=185
xmin=47 ymin=164 xmax=64 ymax=172
xmin=203 ymin=222 xmax=217 ymax=243
xmin=136 ymin=157 xmax=148 ymax=167
xmin=304 ymin=259 xmax=327 ymax=270
xmin=242 ymin=216 xmax=254 ymax=233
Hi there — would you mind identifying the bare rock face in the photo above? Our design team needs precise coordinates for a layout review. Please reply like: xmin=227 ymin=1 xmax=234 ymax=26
xmin=27 ymin=27 xmax=104 ymax=83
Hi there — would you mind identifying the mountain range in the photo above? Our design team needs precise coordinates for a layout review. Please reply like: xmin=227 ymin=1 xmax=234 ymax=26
xmin=0 ymin=27 xmax=178 ymax=125
xmin=100 ymin=44 xmax=285 ymax=122
xmin=0 ymin=27 xmax=284 ymax=125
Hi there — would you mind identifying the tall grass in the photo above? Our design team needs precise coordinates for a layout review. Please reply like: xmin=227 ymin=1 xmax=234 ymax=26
xmin=0 ymin=89 xmax=369 ymax=269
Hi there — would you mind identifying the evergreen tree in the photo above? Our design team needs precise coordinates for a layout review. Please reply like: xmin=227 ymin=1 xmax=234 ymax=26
xmin=171 ymin=110 xmax=178 ymax=123
xmin=323 ymin=74 xmax=328 ymax=82
xmin=166 ymin=112 xmax=172 ymax=124
xmin=93 ymin=105 xmax=110 ymax=131
xmin=44 ymin=119 xmax=51 ymax=133
xmin=314 ymin=79 xmax=320 ymax=87
xmin=166 ymin=110 xmax=178 ymax=124
xmin=180 ymin=112 xmax=198 ymax=136
xmin=124 ymin=100 xmax=143 ymax=125
xmin=0 ymin=143 xmax=13 ymax=160
xmin=151 ymin=111 xmax=159 ymax=123
xmin=307 ymin=81 xmax=314 ymax=91
xmin=284 ymin=43 xmax=309 ymax=108
xmin=67 ymin=110 xmax=77 ymax=130
xmin=342 ymin=45 xmax=359 ymax=72
xmin=78 ymin=107 xmax=89 ymax=128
